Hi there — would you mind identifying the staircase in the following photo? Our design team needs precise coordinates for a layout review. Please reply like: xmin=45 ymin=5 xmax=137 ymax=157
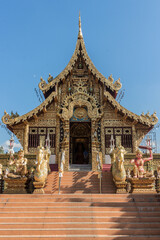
xmin=0 ymin=193 xmax=160 ymax=239
xmin=44 ymin=171 xmax=116 ymax=194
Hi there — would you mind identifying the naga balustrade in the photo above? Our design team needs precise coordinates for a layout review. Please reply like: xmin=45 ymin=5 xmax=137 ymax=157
xmin=58 ymin=151 xmax=65 ymax=194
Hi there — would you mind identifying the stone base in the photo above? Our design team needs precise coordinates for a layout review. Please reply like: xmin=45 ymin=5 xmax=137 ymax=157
xmin=129 ymin=177 xmax=156 ymax=193
xmin=3 ymin=177 xmax=27 ymax=194
xmin=0 ymin=177 xmax=4 ymax=193
xmin=33 ymin=181 xmax=45 ymax=194
xmin=156 ymin=178 xmax=160 ymax=193
xmin=33 ymin=188 xmax=45 ymax=194
xmin=114 ymin=180 xmax=127 ymax=194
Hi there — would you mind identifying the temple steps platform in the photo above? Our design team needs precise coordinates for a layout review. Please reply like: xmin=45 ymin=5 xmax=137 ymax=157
xmin=0 ymin=194 xmax=160 ymax=239
xmin=44 ymin=171 xmax=116 ymax=194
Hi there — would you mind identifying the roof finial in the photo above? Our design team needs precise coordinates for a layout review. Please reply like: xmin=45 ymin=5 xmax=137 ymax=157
xmin=78 ymin=11 xmax=83 ymax=39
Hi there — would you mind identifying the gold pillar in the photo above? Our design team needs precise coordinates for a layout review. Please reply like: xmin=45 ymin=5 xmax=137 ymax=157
xmin=132 ymin=125 xmax=137 ymax=153
xmin=63 ymin=120 xmax=70 ymax=171
xmin=55 ymin=116 xmax=60 ymax=165
xmin=91 ymin=121 xmax=97 ymax=170
xmin=101 ymin=118 xmax=105 ymax=164
xmin=24 ymin=124 xmax=29 ymax=154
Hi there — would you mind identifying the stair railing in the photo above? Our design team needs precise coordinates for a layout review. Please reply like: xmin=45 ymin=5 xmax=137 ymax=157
xmin=96 ymin=152 xmax=102 ymax=194
xmin=58 ymin=151 xmax=65 ymax=194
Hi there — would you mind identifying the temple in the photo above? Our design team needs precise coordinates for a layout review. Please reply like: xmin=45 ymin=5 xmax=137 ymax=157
xmin=1 ymin=14 xmax=160 ymax=239
xmin=2 ymin=14 xmax=158 ymax=171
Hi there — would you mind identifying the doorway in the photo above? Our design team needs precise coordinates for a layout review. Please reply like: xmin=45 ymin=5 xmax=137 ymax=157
xmin=70 ymin=122 xmax=91 ymax=166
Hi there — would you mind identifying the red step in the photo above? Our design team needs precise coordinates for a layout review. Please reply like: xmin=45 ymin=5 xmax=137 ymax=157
xmin=0 ymin=194 xmax=160 ymax=239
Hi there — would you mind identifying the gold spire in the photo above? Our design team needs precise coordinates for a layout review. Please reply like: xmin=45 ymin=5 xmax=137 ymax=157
xmin=78 ymin=12 xmax=83 ymax=39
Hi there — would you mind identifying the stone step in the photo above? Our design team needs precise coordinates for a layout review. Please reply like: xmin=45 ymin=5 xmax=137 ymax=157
xmin=45 ymin=171 xmax=116 ymax=194
xmin=1 ymin=195 xmax=160 ymax=201
xmin=1 ymin=206 xmax=160 ymax=212
xmin=0 ymin=222 xmax=160 ymax=229
xmin=0 ymin=211 xmax=159 ymax=217
xmin=0 ymin=205 xmax=160 ymax=213
xmin=0 ymin=228 xmax=160 ymax=235
xmin=1 ymin=201 xmax=160 ymax=207
xmin=0 ymin=236 xmax=160 ymax=240
xmin=0 ymin=187 xmax=160 ymax=239
xmin=0 ymin=216 xmax=160 ymax=223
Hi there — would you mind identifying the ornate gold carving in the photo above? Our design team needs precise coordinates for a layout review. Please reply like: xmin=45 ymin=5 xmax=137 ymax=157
xmin=129 ymin=178 xmax=156 ymax=193
xmin=38 ymin=77 xmax=47 ymax=90
xmin=30 ymin=119 xmax=56 ymax=126
xmin=74 ymin=107 xmax=87 ymax=119
xmin=108 ymin=74 xmax=114 ymax=83
xmin=140 ymin=111 xmax=158 ymax=125
xmin=3 ymin=177 xmax=28 ymax=194
xmin=73 ymin=79 xmax=88 ymax=93
xmin=38 ymin=24 xmax=122 ymax=95
xmin=112 ymin=145 xmax=127 ymax=181
xmin=104 ymin=91 xmax=158 ymax=126
xmin=105 ymin=128 xmax=113 ymax=135
xmin=113 ymin=78 xmax=122 ymax=92
xmin=48 ymin=128 xmax=56 ymax=134
xmin=34 ymin=146 xmax=50 ymax=183
xmin=123 ymin=128 xmax=131 ymax=135
xmin=1 ymin=110 xmax=12 ymax=124
xmin=2 ymin=91 xmax=57 ymax=125
xmin=30 ymin=128 xmax=37 ymax=134
xmin=115 ymin=128 xmax=122 ymax=135
xmin=71 ymin=122 xmax=90 ymax=137
xmin=114 ymin=181 xmax=127 ymax=194
xmin=58 ymin=92 xmax=103 ymax=121
xmin=38 ymin=128 xmax=46 ymax=135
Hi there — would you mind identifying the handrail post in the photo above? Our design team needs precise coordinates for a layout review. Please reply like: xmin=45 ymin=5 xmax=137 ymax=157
xmin=99 ymin=171 xmax=102 ymax=194
xmin=97 ymin=152 xmax=102 ymax=194
xmin=58 ymin=175 xmax=61 ymax=194
xmin=58 ymin=151 xmax=65 ymax=195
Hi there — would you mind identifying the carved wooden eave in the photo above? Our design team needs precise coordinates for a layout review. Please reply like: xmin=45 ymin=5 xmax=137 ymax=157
xmin=38 ymin=15 xmax=122 ymax=97
xmin=2 ymin=91 xmax=57 ymax=128
xmin=104 ymin=90 xmax=158 ymax=127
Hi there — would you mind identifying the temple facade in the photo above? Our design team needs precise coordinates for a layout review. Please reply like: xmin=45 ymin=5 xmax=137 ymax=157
xmin=2 ymin=15 xmax=158 ymax=170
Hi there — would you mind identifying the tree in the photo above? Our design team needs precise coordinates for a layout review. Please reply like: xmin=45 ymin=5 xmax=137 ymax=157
xmin=0 ymin=146 xmax=4 ymax=154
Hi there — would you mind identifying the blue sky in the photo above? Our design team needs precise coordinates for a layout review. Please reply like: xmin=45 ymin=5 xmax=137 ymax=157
xmin=0 ymin=0 xmax=160 ymax=152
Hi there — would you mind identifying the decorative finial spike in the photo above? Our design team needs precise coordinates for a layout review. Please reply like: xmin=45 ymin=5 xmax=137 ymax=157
xmin=78 ymin=11 xmax=83 ymax=39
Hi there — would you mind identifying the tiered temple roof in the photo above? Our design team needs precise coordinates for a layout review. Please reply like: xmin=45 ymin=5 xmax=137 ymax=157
xmin=2 ymin=13 xmax=158 ymax=129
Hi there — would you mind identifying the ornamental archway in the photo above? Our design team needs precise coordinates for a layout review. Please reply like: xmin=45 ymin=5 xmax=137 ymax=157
xmin=57 ymin=92 xmax=103 ymax=170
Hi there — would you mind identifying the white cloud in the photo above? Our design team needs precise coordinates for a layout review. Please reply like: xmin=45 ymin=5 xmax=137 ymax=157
xmin=0 ymin=140 xmax=22 ymax=152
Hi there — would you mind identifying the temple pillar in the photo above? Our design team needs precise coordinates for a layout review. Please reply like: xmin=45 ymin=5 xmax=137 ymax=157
xmin=55 ymin=116 xmax=60 ymax=164
xmin=132 ymin=125 xmax=137 ymax=153
xmin=101 ymin=118 xmax=105 ymax=164
xmin=24 ymin=124 xmax=29 ymax=154
xmin=63 ymin=120 xmax=70 ymax=171
xmin=91 ymin=121 xmax=97 ymax=170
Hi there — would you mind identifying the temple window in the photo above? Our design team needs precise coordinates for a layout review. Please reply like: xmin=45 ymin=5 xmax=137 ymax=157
xmin=28 ymin=127 xmax=56 ymax=151
xmin=105 ymin=127 xmax=132 ymax=153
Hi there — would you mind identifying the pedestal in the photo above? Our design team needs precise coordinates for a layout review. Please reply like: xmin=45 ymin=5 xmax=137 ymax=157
xmin=129 ymin=177 xmax=156 ymax=193
xmin=33 ymin=181 xmax=45 ymax=194
xmin=114 ymin=180 xmax=127 ymax=194
xmin=0 ymin=176 xmax=4 ymax=193
xmin=156 ymin=178 xmax=160 ymax=193
xmin=3 ymin=177 xmax=27 ymax=194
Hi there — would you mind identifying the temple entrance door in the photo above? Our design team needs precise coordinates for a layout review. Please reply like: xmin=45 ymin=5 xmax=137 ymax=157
xmin=70 ymin=122 xmax=91 ymax=166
